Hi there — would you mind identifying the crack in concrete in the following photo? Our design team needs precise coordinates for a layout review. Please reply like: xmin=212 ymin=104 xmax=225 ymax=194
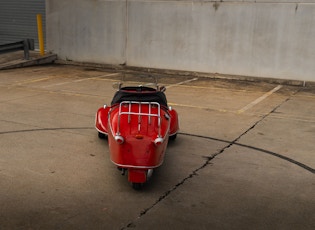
xmin=122 ymin=90 xmax=304 ymax=229
xmin=122 ymin=133 xmax=242 ymax=229
xmin=122 ymin=141 xmax=232 ymax=229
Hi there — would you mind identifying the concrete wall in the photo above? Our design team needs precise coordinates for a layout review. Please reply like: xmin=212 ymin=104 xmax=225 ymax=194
xmin=46 ymin=0 xmax=315 ymax=82
xmin=46 ymin=1 xmax=126 ymax=64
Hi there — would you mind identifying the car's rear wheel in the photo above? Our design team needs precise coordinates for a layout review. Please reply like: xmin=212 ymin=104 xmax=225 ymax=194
xmin=132 ymin=183 xmax=143 ymax=190
xmin=169 ymin=133 xmax=177 ymax=140
xmin=98 ymin=132 xmax=107 ymax=139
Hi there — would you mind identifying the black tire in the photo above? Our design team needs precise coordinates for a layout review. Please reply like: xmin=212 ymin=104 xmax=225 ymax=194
xmin=132 ymin=183 xmax=143 ymax=190
xmin=169 ymin=133 xmax=177 ymax=141
xmin=98 ymin=132 xmax=107 ymax=139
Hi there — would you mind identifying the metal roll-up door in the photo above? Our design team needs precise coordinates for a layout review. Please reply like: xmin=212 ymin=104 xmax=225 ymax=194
xmin=0 ymin=0 xmax=46 ymax=49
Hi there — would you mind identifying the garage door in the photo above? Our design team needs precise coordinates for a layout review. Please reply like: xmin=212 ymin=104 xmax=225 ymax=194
xmin=0 ymin=0 xmax=46 ymax=49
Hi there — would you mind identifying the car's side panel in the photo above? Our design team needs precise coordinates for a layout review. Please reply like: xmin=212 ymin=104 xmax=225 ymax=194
xmin=169 ymin=108 xmax=179 ymax=136
xmin=95 ymin=106 xmax=110 ymax=134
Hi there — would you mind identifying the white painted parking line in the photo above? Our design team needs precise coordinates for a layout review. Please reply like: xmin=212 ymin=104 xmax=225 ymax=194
xmin=42 ymin=81 xmax=71 ymax=88
xmin=16 ymin=77 xmax=53 ymax=85
xmin=73 ymin=73 xmax=120 ymax=82
xmin=42 ymin=73 xmax=120 ymax=88
xmin=238 ymin=85 xmax=283 ymax=113
xmin=168 ymin=102 xmax=231 ymax=113
xmin=165 ymin=78 xmax=198 ymax=88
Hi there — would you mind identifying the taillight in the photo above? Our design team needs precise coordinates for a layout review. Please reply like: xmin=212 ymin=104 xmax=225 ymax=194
xmin=154 ymin=137 xmax=164 ymax=146
xmin=115 ymin=135 xmax=124 ymax=144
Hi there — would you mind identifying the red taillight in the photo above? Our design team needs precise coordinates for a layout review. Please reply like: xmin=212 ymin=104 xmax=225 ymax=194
xmin=115 ymin=135 xmax=124 ymax=144
xmin=154 ymin=137 xmax=164 ymax=146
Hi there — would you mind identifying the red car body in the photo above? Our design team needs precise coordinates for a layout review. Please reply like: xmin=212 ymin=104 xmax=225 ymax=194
xmin=95 ymin=85 xmax=179 ymax=189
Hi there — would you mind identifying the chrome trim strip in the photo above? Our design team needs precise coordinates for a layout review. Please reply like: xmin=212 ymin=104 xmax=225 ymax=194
xmin=95 ymin=127 xmax=108 ymax=135
xmin=110 ymin=159 xmax=164 ymax=169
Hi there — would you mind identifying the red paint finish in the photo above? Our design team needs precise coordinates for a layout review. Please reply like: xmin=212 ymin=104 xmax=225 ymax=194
xmin=95 ymin=86 xmax=179 ymax=187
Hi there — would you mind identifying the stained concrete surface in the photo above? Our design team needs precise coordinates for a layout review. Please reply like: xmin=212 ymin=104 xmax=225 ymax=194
xmin=0 ymin=51 xmax=56 ymax=70
xmin=0 ymin=65 xmax=314 ymax=229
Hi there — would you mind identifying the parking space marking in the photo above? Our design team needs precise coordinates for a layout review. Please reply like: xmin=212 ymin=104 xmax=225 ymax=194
xmin=175 ymin=84 xmax=248 ymax=93
xmin=165 ymin=78 xmax=198 ymax=89
xmin=237 ymin=85 xmax=283 ymax=113
xmin=73 ymin=73 xmax=120 ymax=82
xmin=15 ymin=76 xmax=53 ymax=85
xmin=42 ymin=73 xmax=120 ymax=88
xmin=168 ymin=102 xmax=230 ymax=113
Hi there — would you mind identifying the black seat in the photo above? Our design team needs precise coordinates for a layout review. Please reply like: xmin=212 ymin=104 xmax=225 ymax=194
xmin=111 ymin=86 xmax=168 ymax=107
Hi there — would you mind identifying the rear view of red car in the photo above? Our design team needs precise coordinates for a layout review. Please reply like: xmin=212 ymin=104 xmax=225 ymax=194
xmin=95 ymin=85 xmax=179 ymax=189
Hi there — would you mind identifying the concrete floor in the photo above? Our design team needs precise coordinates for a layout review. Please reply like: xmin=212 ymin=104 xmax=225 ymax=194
xmin=0 ymin=65 xmax=314 ymax=229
